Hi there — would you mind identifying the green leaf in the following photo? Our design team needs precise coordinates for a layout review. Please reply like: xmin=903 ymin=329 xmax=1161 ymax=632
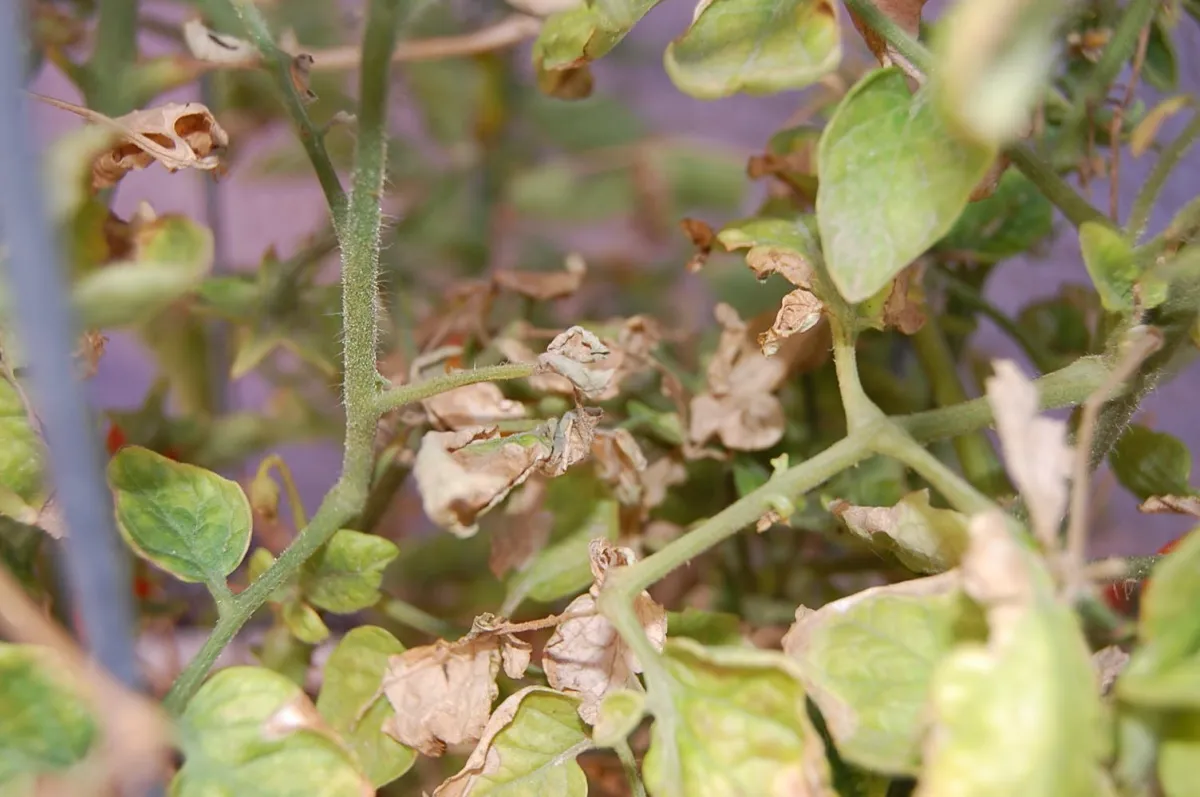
xmin=0 ymin=380 xmax=42 ymax=504
xmin=593 ymin=689 xmax=647 ymax=748
xmin=938 ymin=169 xmax=1054 ymax=260
xmin=504 ymin=497 xmax=619 ymax=608
xmin=1080 ymin=221 xmax=1166 ymax=313
xmin=643 ymin=639 xmax=831 ymax=797
xmin=433 ymin=687 xmax=590 ymax=796
xmin=108 ymin=446 xmax=252 ymax=586
xmin=921 ymin=604 xmax=1109 ymax=797
xmin=317 ymin=627 xmax=415 ymax=788
xmin=1143 ymin=18 xmax=1178 ymax=92
xmin=1159 ymin=712 xmax=1200 ymax=797
xmin=173 ymin=666 xmax=370 ymax=797
xmin=831 ymin=489 xmax=970 ymax=574
xmin=818 ymin=68 xmax=995 ymax=302
xmin=663 ymin=0 xmax=841 ymax=99
xmin=74 ymin=216 xmax=213 ymax=329
xmin=532 ymin=0 xmax=663 ymax=97
xmin=933 ymin=0 xmax=1072 ymax=145
xmin=301 ymin=529 xmax=399 ymax=614
xmin=717 ymin=215 xmax=822 ymax=271
xmin=281 ymin=600 xmax=329 ymax=645
xmin=1119 ymin=530 xmax=1200 ymax=708
xmin=0 ymin=644 xmax=96 ymax=785
xmin=1110 ymin=425 xmax=1193 ymax=502
xmin=667 ymin=607 xmax=745 ymax=646
xmin=784 ymin=573 xmax=984 ymax=774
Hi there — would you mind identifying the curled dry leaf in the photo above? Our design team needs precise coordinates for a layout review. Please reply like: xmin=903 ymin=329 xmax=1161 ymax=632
xmin=831 ymin=489 xmax=969 ymax=574
xmin=182 ymin=19 xmax=258 ymax=64
xmin=496 ymin=336 xmax=574 ymax=395
xmin=760 ymin=288 xmax=823 ymax=357
xmin=422 ymin=382 xmax=527 ymax=431
xmin=381 ymin=616 xmax=532 ymax=757
xmin=592 ymin=428 xmax=648 ymax=507
xmin=542 ymin=539 xmax=667 ymax=723
xmin=690 ymin=304 xmax=791 ymax=451
xmin=493 ymin=253 xmax=586 ymax=301
xmin=880 ymin=263 xmax=927 ymax=334
xmin=544 ymin=407 xmax=603 ymax=477
xmin=414 ymin=427 xmax=551 ymax=537
xmin=536 ymin=326 xmax=615 ymax=398
xmin=92 ymin=103 xmax=229 ymax=189
xmin=289 ymin=53 xmax=317 ymax=103
xmin=680 ymin=217 xmax=716 ymax=272
xmin=1139 ymin=495 xmax=1200 ymax=517
xmin=984 ymin=360 xmax=1073 ymax=547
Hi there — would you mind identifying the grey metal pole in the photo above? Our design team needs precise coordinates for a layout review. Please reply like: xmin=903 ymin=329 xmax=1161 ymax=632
xmin=0 ymin=0 xmax=141 ymax=691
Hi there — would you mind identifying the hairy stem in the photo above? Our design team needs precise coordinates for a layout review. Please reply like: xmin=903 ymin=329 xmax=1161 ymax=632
xmin=375 ymin=362 xmax=535 ymax=415
xmin=87 ymin=0 xmax=140 ymax=114
xmin=164 ymin=0 xmax=408 ymax=712
xmin=209 ymin=0 xmax=346 ymax=219
xmin=911 ymin=317 xmax=1010 ymax=495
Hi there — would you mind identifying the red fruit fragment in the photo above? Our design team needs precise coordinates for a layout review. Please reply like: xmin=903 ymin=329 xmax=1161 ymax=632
xmin=105 ymin=423 xmax=127 ymax=456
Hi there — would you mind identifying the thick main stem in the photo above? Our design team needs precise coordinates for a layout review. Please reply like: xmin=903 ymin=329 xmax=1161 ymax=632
xmin=87 ymin=0 xmax=140 ymax=114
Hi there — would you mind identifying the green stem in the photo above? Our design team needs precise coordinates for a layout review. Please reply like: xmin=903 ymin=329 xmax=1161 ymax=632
xmin=829 ymin=317 xmax=882 ymax=431
xmin=911 ymin=317 xmax=1011 ymax=495
xmin=1128 ymin=111 xmax=1200 ymax=240
xmin=211 ymin=0 xmax=347 ymax=220
xmin=841 ymin=0 xmax=932 ymax=73
xmin=872 ymin=424 xmax=997 ymax=514
xmin=939 ymin=271 xmax=1060 ymax=374
xmin=87 ymin=0 xmax=140 ymax=114
xmin=1068 ymin=0 xmax=1158 ymax=136
xmin=164 ymin=0 xmax=408 ymax=712
xmin=1005 ymin=145 xmax=1106 ymax=228
xmin=374 ymin=362 xmax=535 ymax=415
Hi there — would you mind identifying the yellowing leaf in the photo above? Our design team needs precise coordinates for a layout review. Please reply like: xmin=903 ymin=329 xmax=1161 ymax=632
xmin=1131 ymin=96 xmax=1193 ymax=157
xmin=301 ymin=529 xmax=399 ymax=614
xmin=108 ymin=446 xmax=251 ymax=587
xmin=532 ymin=1 xmax=663 ymax=98
xmin=433 ymin=687 xmax=590 ymax=796
xmin=644 ymin=639 xmax=833 ymax=797
xmin=983 ymin=360 xmax=1073 ymax=546
xmin=1080 ymin=221 xmax=1165 ymax=314
xmin=783 ymin=573 xmax=982 ymax=774
xmin=818 ymin=68 xmax=995 ymax=303
xmin=316 ymin=627 xmax=415 ymax=788
xmin=664 ymin=0 xmax=842 ymax=100
xmin=830 ymin=489 xmax=970 ymax=574
xmin=543 ymin=540 xmax=666 ymax=723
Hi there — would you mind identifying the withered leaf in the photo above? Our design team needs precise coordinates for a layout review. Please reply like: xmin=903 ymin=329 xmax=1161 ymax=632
xmin=93 ymin=103 xmax=229 ymax=189
xmin=984 ymin=360 xmax=1073 ymax=546
xmin=290 ymin=54 xmax=317 ymax=103
xmin=543 ymin=407 xmax=603 ymax=477
xmin=181 ymin=19 xmax=257 ymax=64
xmin=542 ymin=539 xmax=667 ymax=724
xmin=831 ymin=489 xmax=969 ymax=574
xmin=493 ymin=253 xmax=587 ymax=300
xmin=495 ymin=337 xmax=575 ymax=396
xmin=592 ymin=428 xmax=648 ymax=507
xmin=759 ymin=288 xmax=823 ymax=357
xmin=880 ymin=264 xmax=927 ymax=335
xmin=382 ymin=617 xmax=532 ymax=758
xmin=1139 ymin=495 xmax=1200 ymax=517
xmin=422 ymin=382 xmax=527 ymax=431
xmin=536 ymin=326 xmax=614 ymax=397
xmin=414 ymin=427 xmax=552 ymax=537
xmin=680 ymin=217 xmax=716 ymax=272
xmin=489 ymin=478 xmax=553 ymax=579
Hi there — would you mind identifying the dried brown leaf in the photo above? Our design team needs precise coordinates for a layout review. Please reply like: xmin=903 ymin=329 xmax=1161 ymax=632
xmin=289 ymin=53 xmax=317 ymax=103
xmin=641 ymin=456 xmax=688 ymax=510
xmin=542 ymin=407 xmax=603 ymax=477
xmin=969 ymin=154 xmax=1012 ymax=202
xmin=745 ymin=247 xmax=816 ymax=289
xmin=681 ymin=217 xmax=716 ymax=272
xmin=382 ymin=636 xmax=502 ymax=757
xmin=489 ymin=478 xmax=552 ymax=579
xmin=414 ymin=427 xmax=552 ymax=537
xmin=984 ymin=360 xmax=1073 ymax=546
xmin=493 ymin=253 xmax=586 ymax=301
xmin=93 ymin=103 xmax=229 ymax=189
xmin=181 ymin=19 xmax=258 ymax=64
xmin=689 ymin=391 xmax=786 ymax=451
xmin=759 ymin=288 xmax=823 ymax=357
xmin=422 ymin=382 xmax=527 ymax=431
xmin=1138 ymin=494 xmax=1200 ymax=517
xmin=495 ymin=337 xmax=575 ymax=395
xmin=880 ymin=264 xmax=927 ymax=335
xmin=542 ymin=540 xmax=667 ymax=723
xmin=592 ymin=428 xmax=648 ymax=506
xmin=536 ymin=326 xmax=615 ymax=397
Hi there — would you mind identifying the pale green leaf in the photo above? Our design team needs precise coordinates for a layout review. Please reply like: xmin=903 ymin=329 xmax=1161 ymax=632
xmin=817 ymin=68 xmax=995 ymax=302
xmin=173 ymin=666 xmax=370 ymax=797
xmin=281 ymin=600 xmax=329 ymax=645
xmin=667 ymin=607 xmax=745 ymax=646
xmin=301 ymin=529 xmax=399 ymax=614
xmin=1159 ymin=712 xmax=1200 ymax=797
xmin=433 ymin=687 xmax=590 ymax=797
xmin=0 ymin=645 xmax=96 ymax=785
xmin=0 ymin=380 xmax=41 ymax=504
xmin=1080 ymin=222 xmax=1143 ymax=314
xmin=108 ymin=446 xmax=252 ymax=586
xmin=933 ymin=0 xmax=1071 ymax=145
xmin=784 ymin=573 xmax=984 ymax=774
xmin=593 ymin=689 xmax=647 ymax=748
xmin=664 ymin=0 xmax=841 ymax=99
xmin=831 ymin=489 xmax=970 ymax=574
xmin=317 ymin=627 xmax=415 ymax=788
xmin=643 ymin=639 xmax=832 ymax=797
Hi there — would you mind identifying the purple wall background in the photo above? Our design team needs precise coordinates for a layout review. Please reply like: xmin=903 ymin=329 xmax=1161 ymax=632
xmin=30 ymin=3 xmax=1200 ymax=557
